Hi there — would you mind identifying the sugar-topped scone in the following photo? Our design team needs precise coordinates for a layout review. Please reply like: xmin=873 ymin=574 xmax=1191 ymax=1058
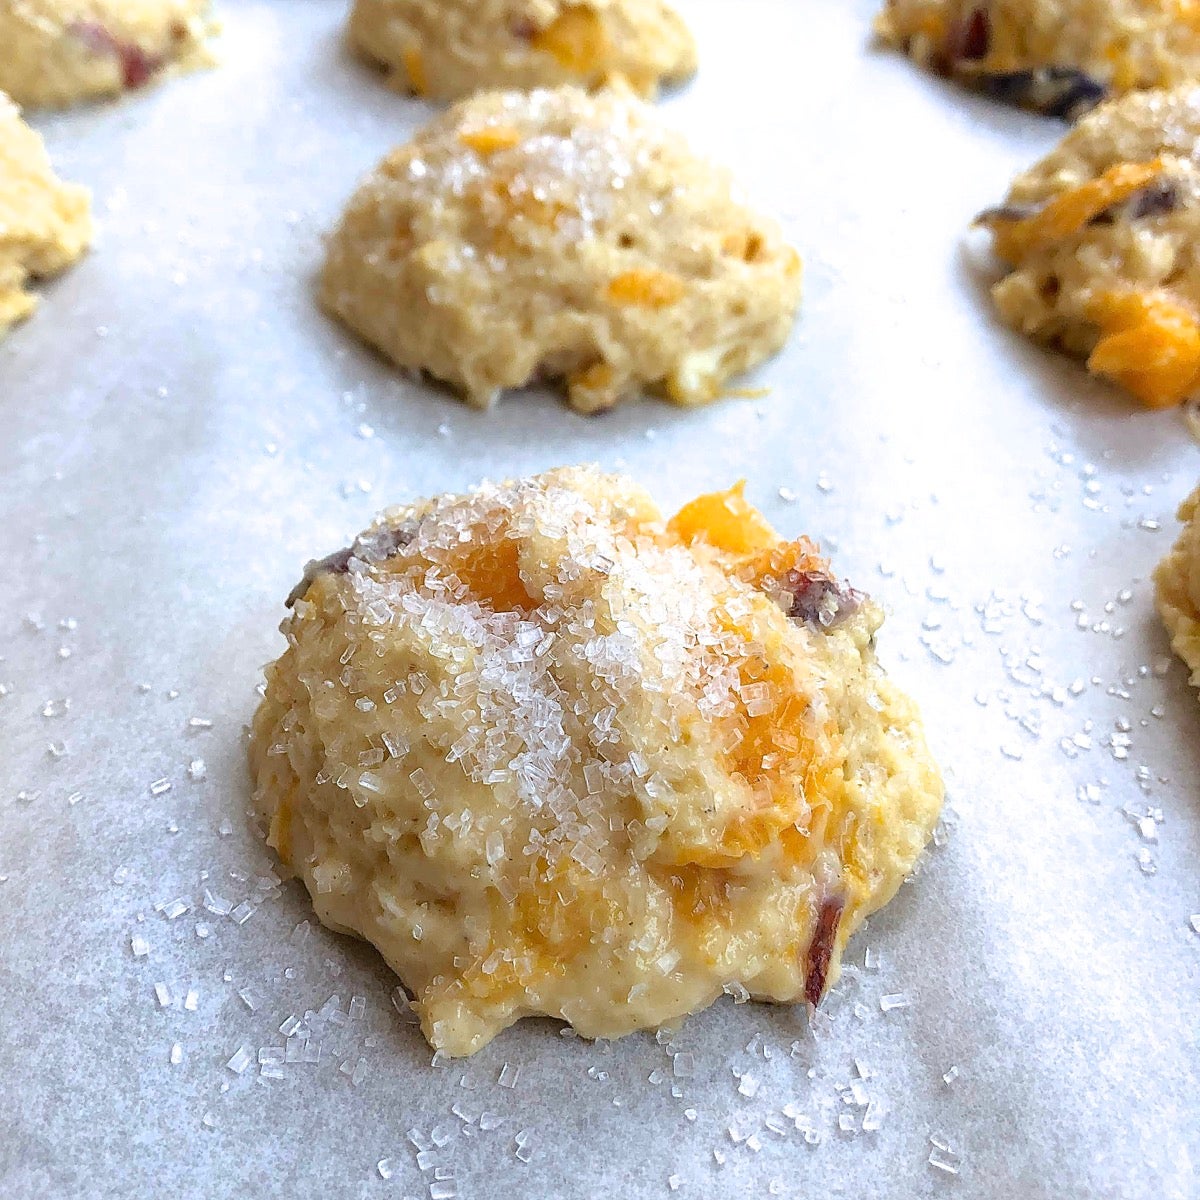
xmin=1155 ymin=483 xmax=1200 ymax=691
xmin=977 ymin=85 xmax=1200 ymax=408
xmin=0 ymin=94 xmax=92 ymax=334
xmin=249 ymin=467 xmax=944 ymax=1057
xmin=348 ymin=0 xmax=696 ymax=101
xmin=876 ymin=0 xmax=1200 ymax=118
xmin=321 ymin=87 xmax=802 ymax=413
xmin=0 ymin=0 xmax=216 ymax=109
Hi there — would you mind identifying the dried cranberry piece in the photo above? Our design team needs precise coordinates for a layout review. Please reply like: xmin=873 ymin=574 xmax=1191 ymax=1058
xmin=804 ymin=894 xmax=844 ymax=1006
xmin=69 ymin=21 xmax=163 ymax=89
xmin=285 ymin=524 xmax=416 ymax=607
xmin=976 ymin=67 xmax=1107 ymax=120
xmin=1129 ymin=179 xmax=1179 ymax=220
xmin=286 ymin=547 xmax=354 ymax=607
xmin=955 ymin=6 xmax=991 ymax=61
xmin=780 ymin=568 xmax=863 ymax=631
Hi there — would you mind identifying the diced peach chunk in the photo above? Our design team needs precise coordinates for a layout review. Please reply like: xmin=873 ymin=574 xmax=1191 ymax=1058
xmin=1087 ymin=289 xmax=1200 ymax=408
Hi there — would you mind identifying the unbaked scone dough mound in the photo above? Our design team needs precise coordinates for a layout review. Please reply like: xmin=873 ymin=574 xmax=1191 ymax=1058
xmin=0 ymin=94 xmax=92 ymax=334
xmin=250 ymin=467 xmax=944 ymax=1057
xmin=876 ymin=0 xmax=1200 ymax=118
xmin=348 ymin=0 xmax=696 ymax=101
xmin=977 ymin=85 xmax=1200 ymax=408
xmin=0 ymin=0 xmax=216 ymax=109
xmin=321 ymin=87 xmax=802 ymax=413
xmin=1155 ymin=483 xmax=1200 ymax=690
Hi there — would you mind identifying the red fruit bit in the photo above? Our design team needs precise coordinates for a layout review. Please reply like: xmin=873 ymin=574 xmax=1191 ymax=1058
xmin=952 ymin=5 xmax=991 ymax=61
xmin=69 ymin=21 xmax=163 ymax=89
xmin=803 ymin=894 xmax=844 ymax=1006
xmin=780 ymin=568 xmax=863 ymax=631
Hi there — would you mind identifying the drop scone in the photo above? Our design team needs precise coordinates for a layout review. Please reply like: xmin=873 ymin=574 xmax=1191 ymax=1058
xmin=249 ymin=467 xmax=944 ymax=1057
xmin=875 ymin=0 xmax=1200 ymax=118
xmin=0 ymin=94 xmax=92 ymax=334
xmin=1155 ymin=483 xmax=1200 ymax=690
xmin=348 ymin=0 xmax=696 ymax=101
xmin=976 ymin=85 xmax=1200 ymax=408
xmin=0 ymin=0 xmax=216 ymax=108
xmin=320 ymin=87 xmax=802 ymax=414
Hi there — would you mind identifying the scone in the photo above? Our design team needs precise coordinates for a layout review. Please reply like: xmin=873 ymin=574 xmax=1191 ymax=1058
xmin=0 ymin=93 xmax=92 ymax=334
xmin=321 ymin=86 xmax=802 ymax=413
xmin=1155 ymin=483 xmax=1200 ymax=690
xmin=875 ymin=0 xmax=1200 ymax=118
xmin=348 ymin=0 xmax=696 ymax=101
xmin=0 ymin=0 xmax=216 ymax=108
xmin=977 ymin=85 xmax=1200 ymax=408
xmin=250 ymin=467 xmax=944 ymax=1057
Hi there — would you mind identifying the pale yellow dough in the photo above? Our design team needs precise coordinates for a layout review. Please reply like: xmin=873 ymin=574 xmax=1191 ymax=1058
xmin=348 ymin=0 xmax=696 ymax=101
xmin=0 ymin=93 xmax=92 ymax=333
xmin=0 ymin=0 xmax=216 ymax=109
xmin=1155 ymin=483 xmax=1200 ymax=690
xmin=321 ymin=86 xmax=803 ymax=413
xmin=977 ymin=85 xmax=1200 ymax=409
xmin=877 ymin=0 xmax=1200 ymax=116
xmin=250 ymin=467 xmax=944 ymax=1057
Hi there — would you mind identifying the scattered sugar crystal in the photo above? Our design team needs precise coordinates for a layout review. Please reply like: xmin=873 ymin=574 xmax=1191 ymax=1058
xmin=229 ymin=901 xmax=254 ymax=925
xmin=160 ymin=899 xmax=189 ymax=920
xmin=498 ymin=1062 xmax=520 ymax=1089
xmin=349 ymin=995 xmax=366 ymax=1020
xmin=879 ymin=993 xmax=911 ymax=1012
xmin=672 ymin=1053 xmax=694 ymax=1078
xmin=668 ymin=1175 xmax=682 ymax=1191
xmin=187 ymin=717 xmax=213 ymax=730
xmin=862 ymin=1099 xmax=884 ymax=1132
xmin=130 ymin=934 xmax=150 ymax=958
xmin=746 ymin=1134 xmax=762 ymax=1153
xmin=184 ymin=989 xmax=198 ymax=1012
xmin=226 ymin=1047 xmax=253 ymax=1074
xmin=943 ymin=1065 xmax=960 ymax=1085
xmin=431 ymin=1183 xmax=458 ymax=1199
xmin=377 ymin=1159 xmax=395 ymax=1180
xmin=1190 ymin=916 xmax=1200 ymax=936
xmin=479 ymin=1112 xmax=503 ymax=1131
xmin=430 ymin=1125 xmax=451 ymax=1148
xmin=188 ymin=759 xmax=207 ymax=781
xmin=170 ymin=1043 xmax=183 ymax=1065
xmin=351 ymin=1058 xmax=370 ymax=1085
xmin=237 ymin=988 xmax=260 ymax=1011
xmin=416 ymin=1149 xmax=438 ymax=1171
xmin=737 ymin=1073 xmax=760 ymax=1098
xmin=153 ymin=982 xmax=171 ymax=1008
xmin=195 ymin=922 xmax=211 ymax=939
xmin=149 ymin=778 xmax=171 ymax=796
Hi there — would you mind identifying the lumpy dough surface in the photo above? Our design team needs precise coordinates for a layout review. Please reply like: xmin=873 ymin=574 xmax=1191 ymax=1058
xmin=321 ymin=86 xmax=802 ymax=413
xmin=0 ymin=0 xmax=216 ymax=108
xmin=876 ymin=0 xmax=1200 ymax=117
xmin=250 ymin=466 xmax=944 ymax=1057
xmin=0 ymin=93 xmax=92 ymax=333
xmin=977 ymin=85 xmax=1200 ymax=408
xmin=348 ymin=0 xmax=696 ymax=101
xmin=1155 ymin=483 xmax=1200 ymax=691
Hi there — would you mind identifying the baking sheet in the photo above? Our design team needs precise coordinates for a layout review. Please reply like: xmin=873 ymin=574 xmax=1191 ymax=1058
xmin=2 ymin=1 xmax=1199 ymax=1195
